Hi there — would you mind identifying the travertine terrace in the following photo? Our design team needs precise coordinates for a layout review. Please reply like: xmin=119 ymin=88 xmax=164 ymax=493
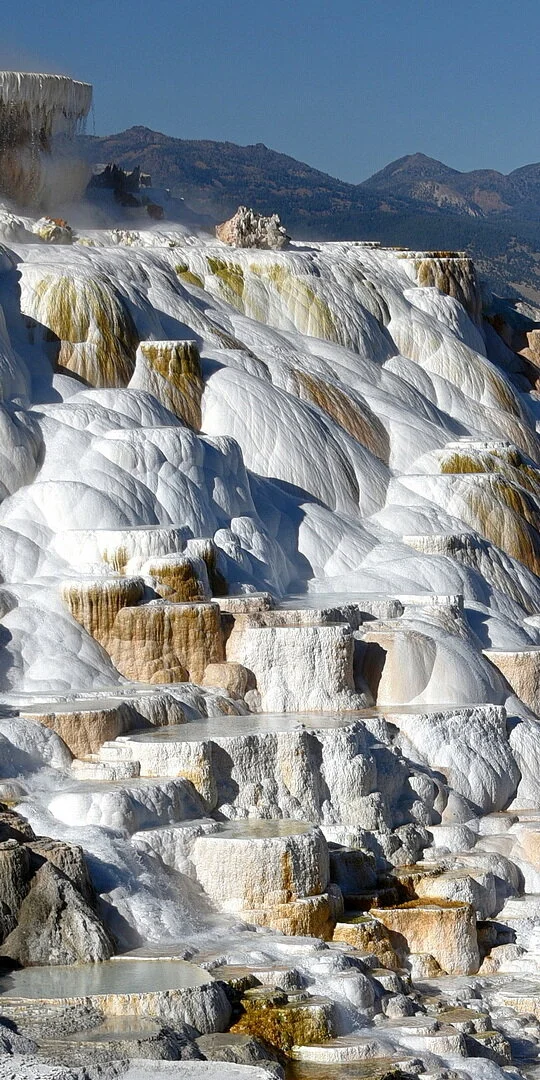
xmin=0 ymin=72 xmax=92 ymax=207
xmin=4 ymin=68 xmax=540 ymax=1080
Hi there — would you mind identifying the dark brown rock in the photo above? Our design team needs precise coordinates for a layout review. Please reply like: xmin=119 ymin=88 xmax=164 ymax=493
xmin=0 ymin=862 xmax=114 ymax=966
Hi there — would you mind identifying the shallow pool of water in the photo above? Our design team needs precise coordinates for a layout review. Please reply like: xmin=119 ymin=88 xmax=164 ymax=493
xmin=0 ymin=958 xmax=213 ymax=1000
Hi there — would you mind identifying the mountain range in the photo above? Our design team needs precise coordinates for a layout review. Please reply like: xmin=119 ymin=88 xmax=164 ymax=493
xmin=361 ymin=152 xmax=540 ymax=218
xmin=78 ymin=129 xmax=540 ymax=301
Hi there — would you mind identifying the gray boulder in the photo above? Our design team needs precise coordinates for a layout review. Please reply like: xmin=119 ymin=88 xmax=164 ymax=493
xmin=0 ymin=1016 xmax=37 ymax=1057
xmin=27 ymin=841 xmax=94 ymax=904
xmin=0 ymin=862 xmax=114 ymax=966
xmin=197 ymin=1033 xmax=284 ymax=1077
xmin=0 ymin=803 xmax=112 ymax=967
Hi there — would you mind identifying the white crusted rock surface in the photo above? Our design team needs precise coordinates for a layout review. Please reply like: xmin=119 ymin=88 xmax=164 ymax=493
xmin=2 ymin=76 xmax=540 ymax=1077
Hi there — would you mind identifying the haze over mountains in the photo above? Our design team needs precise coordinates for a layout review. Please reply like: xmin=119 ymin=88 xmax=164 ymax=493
xmin=80 ymin=129 xmax=540 ymax=300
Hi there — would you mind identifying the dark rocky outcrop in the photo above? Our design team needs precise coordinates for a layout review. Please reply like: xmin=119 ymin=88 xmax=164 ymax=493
xmin=0 ymin=1017 xmax=37 ymax=1057
xmin=0 ymin=804 xmax=113 ymax=967
xmin=197 ymin=1032 xmax=284 ymax=1076
xmin=0 ymin=863 xmax=113 ymax=966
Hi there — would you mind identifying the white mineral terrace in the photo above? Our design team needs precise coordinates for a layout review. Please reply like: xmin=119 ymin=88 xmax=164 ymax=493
xmin=0 ymin=72 xmax=92 ymax=124
xmin=0 ymin=70 xmax=92 ymax=208
xmin=3 ymin=70 xmax=540 ymax=1078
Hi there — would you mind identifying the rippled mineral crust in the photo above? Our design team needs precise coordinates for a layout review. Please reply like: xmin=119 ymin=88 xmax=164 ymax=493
xmin=7 ymin=66 xmax=540 ymax=1080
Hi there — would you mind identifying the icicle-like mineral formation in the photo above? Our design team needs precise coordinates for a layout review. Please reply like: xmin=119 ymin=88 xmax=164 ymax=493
xmin=0 ymin=71 xmax=92 ymax=207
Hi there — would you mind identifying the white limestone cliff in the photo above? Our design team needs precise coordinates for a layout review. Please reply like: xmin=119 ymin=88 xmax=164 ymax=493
xmin=0 ymin=72 xmax=92 ymax=208
xmin=4 ymin=73 xmax=540 ymax=1076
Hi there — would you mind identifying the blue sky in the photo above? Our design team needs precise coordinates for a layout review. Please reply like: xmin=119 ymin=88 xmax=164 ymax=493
xmin=2 ymin=0 xmax=539 ymax=183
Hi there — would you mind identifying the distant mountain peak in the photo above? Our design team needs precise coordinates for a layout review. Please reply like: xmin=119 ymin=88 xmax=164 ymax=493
xmin=363 ymin=152 xmax=461 ymax=187
xmin=392 ymin=151 xmax=449 ymax=168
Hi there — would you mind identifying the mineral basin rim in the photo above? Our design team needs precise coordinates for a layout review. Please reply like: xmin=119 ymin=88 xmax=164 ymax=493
xmin=1 ymin=685 xmax=168 ymax=704
xmin=17 ymin=700 xmax=134 ymax=715
xmin=58 ymin=525 xmax=187 ymax=533
xmin=120 ymin=714 xmax=367 ymax=741
xmin=206 ymin=819 xmax=316 ymax=838
xmin=0 ymin=71 xmax=92 ymax=113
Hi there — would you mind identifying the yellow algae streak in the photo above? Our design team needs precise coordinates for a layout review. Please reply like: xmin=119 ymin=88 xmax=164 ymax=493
xmin=440 ymin=447 xmax=540 ymax=498
xmin=205 ymin=256 xmax=341 ymax=344
xmin=251 ymin=262 xmax=338 ymax=342
xmin=30 ymin=273 xmax=139 ymax=387
xmin=174 ymin=263 xmax=204 ymax=289
xmin=207 ymin=257 xmax=245 ymax=308
xmin=138 ymin=340 xmax=203 ymax=429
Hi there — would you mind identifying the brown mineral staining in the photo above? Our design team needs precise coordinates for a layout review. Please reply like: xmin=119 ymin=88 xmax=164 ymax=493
xmin=143 ymin=554 xmax=210 ymax=603
xmin=61 ymin=576 xmax=145 ymax=646
xmin=333 ymin=915 xmax=399 ymax=970
xmin=202 ymin=661 xmax=252 ymax=699
xmin=63 ymin=573 xmax=225 ymax=685
xmin=293 ymin=369 xmax=390 ymax=464
xmin=136 ymin=340 xmax=203 ymax=429
xmin=463 ymin=476 xmax=540 ymax=575
xmin=185 ymin=537 xmax=229 ymax=597
xmin=104 ymin=601 xmax=224 ymax=684
xmin=483 ymin=649 xmax=540 ymax=715
xmin=440 ymin=445 xmax=540 ymax=500
xmin=23 ymin=702 xmax=135 ymax=758
xmin=414 ymin=255 xmax=481 ymax=322
xmin=288 ymin=1063 xmax=415 ymax=1080
xmin=101 ymin=545 xmax=130 ymax=573
xmin=239 ymin=893 xmax=337 ymax=939
xmin=372 ymin=899 xmax=480 ymax=975
xmin=280 ymin=849 xmax=295 ymax=901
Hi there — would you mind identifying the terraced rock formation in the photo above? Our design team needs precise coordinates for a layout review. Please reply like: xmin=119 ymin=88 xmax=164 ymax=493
xmin=5 ymin=67 xmax=540 ymax=1080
